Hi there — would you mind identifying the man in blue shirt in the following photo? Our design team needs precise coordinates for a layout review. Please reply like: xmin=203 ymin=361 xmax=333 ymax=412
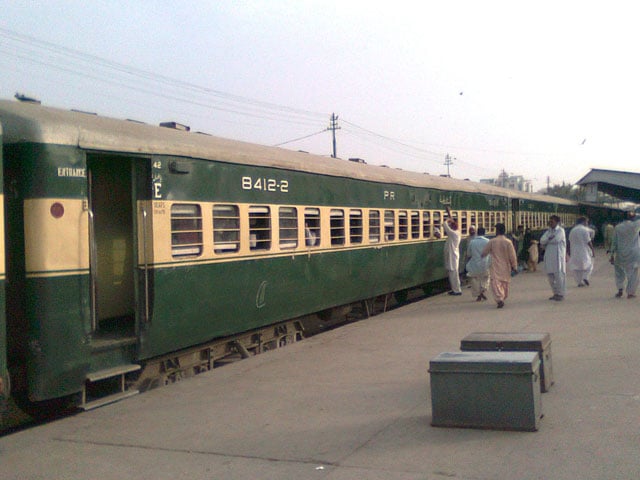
xmin=465 ymin=226 xmax=491 ymax=301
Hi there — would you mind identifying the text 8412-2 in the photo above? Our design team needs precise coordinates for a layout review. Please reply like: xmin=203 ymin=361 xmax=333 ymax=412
xmin=242 ymin=176 xmax=289 ymax=193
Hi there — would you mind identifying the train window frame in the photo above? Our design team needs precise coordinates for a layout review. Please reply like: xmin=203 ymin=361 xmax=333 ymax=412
xmin=460 ymin=211 xmax=468 ymax=235
xmin=249 ymin=206 xmax=272 ymax=251
xmin=330 ymin=209 xmax=346 ymax=246
xmin=349 ymin=209 xmax=363 ymax=245
xmin=171 ymin=203 xmax=204 ymax=258
xmin=411 ymin=210 xmax=420 ymax=239
xmin=369 ymin=209 xmax=381 ymax=243
xmin=279 ymin=206 xmax=298 ymax=250
xmin=304 ymin=208 xmax=321 ymax=247
xmin=384 ymin=210 xmax=396 ymax=241
xmin=212 ymin=204 xmax=240 ymax=254
xmin=422 ymin=210 xmax=432 ymax=239
xmin=484 ymin=212 xmax=491 ymax=232
xmin=398 ymin=210 xmax=408 ymax=240
xmin=433 ymin=211 xmax=443 ymax=237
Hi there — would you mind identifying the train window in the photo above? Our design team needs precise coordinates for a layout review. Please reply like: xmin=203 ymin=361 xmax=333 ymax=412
xmin=304 ymin=208 xmax=321 ymax=247
xmin=411 ymin=211 xmax=420 ymax=239
xmin=369 ymin=210 xmax=381 ymax=243
xmin=470 ymin=211 xmax=477 ymax=230
xmin=279 ymin=207 xmax=298 ymax=249
xmin=213 ymin=204 xmax=240 ymax=253
xmin=349 ymin=209 xmax=363 ymax=244
xmin=433 ymin=211 xmax=443 ymax=237
xmin=423 ymin=211 xmax=431 ymax=238
xmin=461 ymin=211 xmax=468 ymax=235
xmin=451 ymin=210 xmax=459 ymax=224
xmin=490 ymin=212 xmax=496 ymax=229
xmin=330 ymin=209 xmax=346 ymax=246
xmin=398 ymin=211 xmax=408 ymax=240
xmin=384 ymin=210 xmax=395 ymax=241
xmin=249 ymin=206 xmax=271 ymax=251
xmin=484 ymin=212 xmax=491 ymax=230
xmin=171 ymin=203 xmax=203 ymax=258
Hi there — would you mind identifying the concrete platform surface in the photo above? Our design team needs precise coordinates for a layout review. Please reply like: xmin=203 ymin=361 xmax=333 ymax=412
xmin=1 ymin=250 xmax=639 ymax=480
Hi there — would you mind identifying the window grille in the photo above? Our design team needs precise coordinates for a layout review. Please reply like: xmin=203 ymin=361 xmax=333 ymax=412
xmin=304 ymin=208 xmax=321 ymax=247
xmin=249 ymin=206 xmax=271 ymax=251
xmin=279 ymin=207 xmax=298 ymax=249
xmin=171 ymin=203 xmax=203 ymax=258
xmin=423 ymin=211 xmax=431 ymax=238
xmin=330 ymin=209 xmax=345 ymax=246
xmin=384 ymin=210 xmax=395 ymax=241
xmin=411 ymin=211 xmax=420 ymax=239
xmin=349 ymin=210 xmax=363 ymax=244
xmin=213 ymin=204 xmax=240 ymax=253
xmin=398 ymin=211 xmax=408 ymax=240
xmin=369 ymin=210 xmax=380 ymax=243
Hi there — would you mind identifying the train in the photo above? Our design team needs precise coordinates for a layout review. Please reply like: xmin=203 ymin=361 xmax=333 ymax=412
xmin=0 ymin=98 xmax=622 ymax=422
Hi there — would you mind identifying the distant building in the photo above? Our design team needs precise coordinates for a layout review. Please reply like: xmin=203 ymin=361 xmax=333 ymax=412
xmin=480 ymin=171 xmax=533 ymax=193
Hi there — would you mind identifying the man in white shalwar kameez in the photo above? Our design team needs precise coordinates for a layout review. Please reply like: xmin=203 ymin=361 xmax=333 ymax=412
xmin=540 ymin=215 xmax=567 ymax=301
xmin=438 ymin=206 xmax=462 ymax=296
xmin=567 ymin=217 xmax=595 ymax=287
xmin=609 ymin=210 xmax=640 ymax=299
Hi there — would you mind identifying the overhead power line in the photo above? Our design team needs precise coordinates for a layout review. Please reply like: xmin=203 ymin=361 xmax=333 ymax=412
xmin=273 ymin=129 xmax=327 ymax=147
xmin=0 ymin=26 xmax=327 ymax=127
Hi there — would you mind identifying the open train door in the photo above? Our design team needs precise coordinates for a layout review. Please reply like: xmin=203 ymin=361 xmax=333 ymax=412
xmin=86 ymin=154 xmax=150 ymax=346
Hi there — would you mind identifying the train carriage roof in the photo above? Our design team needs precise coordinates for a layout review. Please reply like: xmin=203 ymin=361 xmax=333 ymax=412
xmin=0 ymin=99 xmax=575 ymax=206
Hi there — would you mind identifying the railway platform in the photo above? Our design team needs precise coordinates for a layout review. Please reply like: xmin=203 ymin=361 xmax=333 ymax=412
xmin=1 ymin=249 xmax=638 ymax=480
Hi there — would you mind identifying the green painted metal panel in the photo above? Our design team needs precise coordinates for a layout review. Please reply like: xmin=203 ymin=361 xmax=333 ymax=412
xmin=4 ymin=143 xmax=86 ymax=199
xmin=139 ymin=241 xmax=446 ymax=359
xmin=429 ymin=351 xmax=542 ymax=431
xmin=23 ymin=275 xmax=91 ymax=400
xmin=152 ymin=155 xmax=506 ymax=211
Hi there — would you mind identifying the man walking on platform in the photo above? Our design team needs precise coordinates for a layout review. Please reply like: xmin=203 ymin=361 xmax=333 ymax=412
xmin=609 ymin=209 xmax=640 ymax=299
xmin=481 ymin=223 xmax=517 ymax=308
xmin=540 ymin=215 xmax=567 ymax=301
xmin=568 ymin=217 xmax=595 ymax=287
xmin=466 ymin=226 xmax=490 ymax=301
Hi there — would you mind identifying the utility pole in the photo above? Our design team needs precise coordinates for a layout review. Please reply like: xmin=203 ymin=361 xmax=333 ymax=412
xmin=327 ymin=113 xmax=340 ymax=158
xmin=444 ymin=154 xmax=455 ymax=177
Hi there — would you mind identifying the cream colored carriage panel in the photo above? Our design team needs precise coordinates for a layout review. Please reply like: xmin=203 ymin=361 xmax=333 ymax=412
xmin=24 ymin=198 xmax=89 ymax=275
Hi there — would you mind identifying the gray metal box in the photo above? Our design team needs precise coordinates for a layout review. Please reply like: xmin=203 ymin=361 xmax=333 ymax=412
xmin=429 ymin=351 xmax=542 ymax=431
xmin=460 ymin=332 xmax=554 ymax=392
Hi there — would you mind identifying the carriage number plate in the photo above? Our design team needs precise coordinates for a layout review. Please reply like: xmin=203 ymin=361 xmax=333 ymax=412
xmin=242 ymin=176 xmax=289 ymax=193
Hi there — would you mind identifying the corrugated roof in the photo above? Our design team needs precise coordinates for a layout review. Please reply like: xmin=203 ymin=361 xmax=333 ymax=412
xmin=576 ymin=168 xmax=640 ymax=203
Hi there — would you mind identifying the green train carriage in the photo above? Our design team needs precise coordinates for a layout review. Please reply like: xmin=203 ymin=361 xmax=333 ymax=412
xmin=0 ymin=98 xmax=597 ymax=415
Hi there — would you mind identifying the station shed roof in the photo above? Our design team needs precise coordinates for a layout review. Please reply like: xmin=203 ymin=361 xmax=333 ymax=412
xmin=576 ymin=168 xmax=640 ymax=203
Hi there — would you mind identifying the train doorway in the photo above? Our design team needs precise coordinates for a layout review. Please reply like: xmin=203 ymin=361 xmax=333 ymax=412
xmin=87 ymin=155 xmax=143 ymax=340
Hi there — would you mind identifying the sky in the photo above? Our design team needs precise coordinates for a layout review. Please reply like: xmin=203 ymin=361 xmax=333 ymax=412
xmin=1 ymin=1 xmax=639 ymax=191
